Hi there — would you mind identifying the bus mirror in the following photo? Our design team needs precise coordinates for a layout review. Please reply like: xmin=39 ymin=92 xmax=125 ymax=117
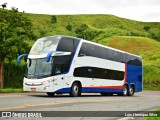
xmin=17 ymin=54 xmax=28 ymax=64
xmin=46 ymin=51 xmax=53 ymax=62
xmin=54 ymin=51 xmax=71 ymax=56
xmin=46 ymin=51 xmax=71 ymax=62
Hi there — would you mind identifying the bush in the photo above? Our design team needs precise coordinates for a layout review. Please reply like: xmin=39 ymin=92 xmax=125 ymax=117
xmin=66 ymin=24 xmax=72 ymax=31
xmin=4 ymin=62 xmax=26 ymax=88
xmin=75 ymin=24 xmax=101 ymax=40
xmin=144 ymin=26 xmax=150 ymax=31
xmin=51 ymin=15 xmax=57 ymax=24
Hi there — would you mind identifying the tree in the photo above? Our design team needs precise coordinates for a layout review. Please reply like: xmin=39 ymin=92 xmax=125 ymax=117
xmin=1 ymin=3 xmax=7 ymax=9
xmin=0 ymin=9 xmax=33 ymax=88
xmin=66 ymin=24 xmax=72 ymax=31
xmin=51 ymin=15 xmax=57 ymax=24
xmin=75 ymin=24 xmax=100 ymax=40
xmin=144 ymin=26 xmax=150 ymax=31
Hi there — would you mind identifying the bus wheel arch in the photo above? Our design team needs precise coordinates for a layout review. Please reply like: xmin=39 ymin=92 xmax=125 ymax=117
xmin=70 ymin=81 xmax=82 ymax=97
xmin=128 ymin=84 xmax=135 ymax=96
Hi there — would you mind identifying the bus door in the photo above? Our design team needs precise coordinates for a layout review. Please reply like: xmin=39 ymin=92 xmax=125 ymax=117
xmin=52 ymin=64 xmax=65 ymax=92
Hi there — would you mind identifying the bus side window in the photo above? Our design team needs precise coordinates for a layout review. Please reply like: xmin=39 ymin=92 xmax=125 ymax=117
xmin=54 ymin=64 xmax=65 ymax=75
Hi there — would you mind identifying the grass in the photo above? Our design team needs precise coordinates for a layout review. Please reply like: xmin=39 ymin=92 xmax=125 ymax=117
xmin=143 ymin=108 xmax=160 ymax=120
xmin=25 ymin=13 xmax=160 ymax=41
xmin=0 ymin=88 xmax=23 ymax=93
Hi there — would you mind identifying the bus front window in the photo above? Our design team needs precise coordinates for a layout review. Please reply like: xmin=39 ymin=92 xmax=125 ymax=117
xmin=30 ymin=36 xmax=60 ymax=55
xmin=26 ymin=58 xmax=53 ymax=78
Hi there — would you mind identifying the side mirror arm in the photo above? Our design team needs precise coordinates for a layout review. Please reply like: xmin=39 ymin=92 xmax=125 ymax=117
xmin=17 ymin=54 xmax=28 ymax=64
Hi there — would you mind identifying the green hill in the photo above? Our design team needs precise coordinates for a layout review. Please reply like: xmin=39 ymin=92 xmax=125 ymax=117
xmin=25 ymin=14 xmax=160 ymax=42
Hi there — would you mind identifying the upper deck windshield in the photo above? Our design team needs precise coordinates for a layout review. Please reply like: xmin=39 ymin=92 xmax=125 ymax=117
xmin=30 ymin=36 xmax=61 ymax=55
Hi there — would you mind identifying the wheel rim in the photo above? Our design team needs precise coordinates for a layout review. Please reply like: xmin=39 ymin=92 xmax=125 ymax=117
xmin=73 ymin=85 xmax=78 ymax=95
xmin=130 ymin=87 xmax=133 ymax=95
xmin=123 ymin=86 xmax=127 ymax=95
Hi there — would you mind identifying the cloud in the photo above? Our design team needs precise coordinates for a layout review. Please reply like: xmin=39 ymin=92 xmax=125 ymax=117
xmin=1 ymin=0 xmax=160 ymax=22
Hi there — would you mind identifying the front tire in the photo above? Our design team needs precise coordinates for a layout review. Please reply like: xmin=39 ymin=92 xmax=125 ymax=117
xmin=47 ymin=92 xmax=55 ymax=97
xmin=70 ymin=82 xmax=81 ymax=97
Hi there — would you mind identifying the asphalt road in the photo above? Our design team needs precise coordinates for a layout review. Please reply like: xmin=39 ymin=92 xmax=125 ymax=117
xmin=0 ymin=91 xmax=160 ymax=120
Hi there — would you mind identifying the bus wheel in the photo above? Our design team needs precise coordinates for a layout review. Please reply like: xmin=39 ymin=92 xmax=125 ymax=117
xmin=128 ymin=85 xmax=134 ymax=96
xmin=122 ymin=85 xmax=128 ymax=96
xmin=46 ymin=92 xmax=55 ymax=97
xmin=70 ymin=82 xmax=81 ymax=97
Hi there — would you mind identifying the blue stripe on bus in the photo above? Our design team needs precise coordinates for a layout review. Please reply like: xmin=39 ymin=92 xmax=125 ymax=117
xmin=55 ymin=87 xmax=123 ymax=93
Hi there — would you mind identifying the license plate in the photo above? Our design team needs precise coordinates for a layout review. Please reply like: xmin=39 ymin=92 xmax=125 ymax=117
xmin=31 ymin=88 xmax=36 ymax=91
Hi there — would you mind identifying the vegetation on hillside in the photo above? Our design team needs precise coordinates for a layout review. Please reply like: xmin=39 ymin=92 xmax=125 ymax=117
xmin=25 ymin=14 xmax=160 ymax=42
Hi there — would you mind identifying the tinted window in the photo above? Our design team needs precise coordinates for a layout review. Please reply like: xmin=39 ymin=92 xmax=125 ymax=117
xmin=56 ymin=37 xmax=74 ymax=52
xmin=52 ymin=55 xmax=72 ymax=75
xmin=73 ymin=67 xmax=93 ymax=78
xmin=56 ymin=37 xmax=80 ymax=53
xmin=74 ymin=67 xmax=124 ymax=80
xmin=92 ymin=67 xmax=106 ymax=79
xmin=78 ymin=42 xmax=142 ymax=66
xmin=106 ymin=69 xmax=124 ymax=80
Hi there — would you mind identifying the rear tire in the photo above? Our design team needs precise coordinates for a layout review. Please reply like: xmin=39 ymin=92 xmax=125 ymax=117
xmin=128 ymin=85 xmax=134 ymax=96
xmin=47 ymin=92 xmax=55 ymax=97
xmin=122 ymin=85 xmax=128 ymax=96
xmin=70 ymin=82 xmax=81 ymax=97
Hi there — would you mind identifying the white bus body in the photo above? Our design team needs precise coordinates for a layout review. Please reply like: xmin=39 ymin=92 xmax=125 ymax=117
xmin=18 ymin=35 xmax=143 ymax=96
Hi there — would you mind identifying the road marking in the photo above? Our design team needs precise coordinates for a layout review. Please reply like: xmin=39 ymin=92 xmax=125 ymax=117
xmin=0 ymin=95 xmax=160 ymax=111
xmin=0 ymin=102 xmax=61 ymax=111
xmin=0 ymin=95 xmax=22 ymax=98
xmin=118 ymin=117 xmax=134 ymax=120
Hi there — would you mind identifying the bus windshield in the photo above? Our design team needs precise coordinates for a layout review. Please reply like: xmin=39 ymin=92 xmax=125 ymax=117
xmin=30 ymin=36 xmax=60 ymax=55
xmin=26 ymin=58 xmax=53 ymax=78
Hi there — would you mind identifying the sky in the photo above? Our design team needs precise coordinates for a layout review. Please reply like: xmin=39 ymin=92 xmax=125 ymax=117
xmin=1 ymin=0 xmax=160 ymax=22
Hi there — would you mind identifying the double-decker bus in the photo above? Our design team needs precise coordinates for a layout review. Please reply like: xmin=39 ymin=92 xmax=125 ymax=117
xmin=17 ymin=35 xmax=143 ymax=97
